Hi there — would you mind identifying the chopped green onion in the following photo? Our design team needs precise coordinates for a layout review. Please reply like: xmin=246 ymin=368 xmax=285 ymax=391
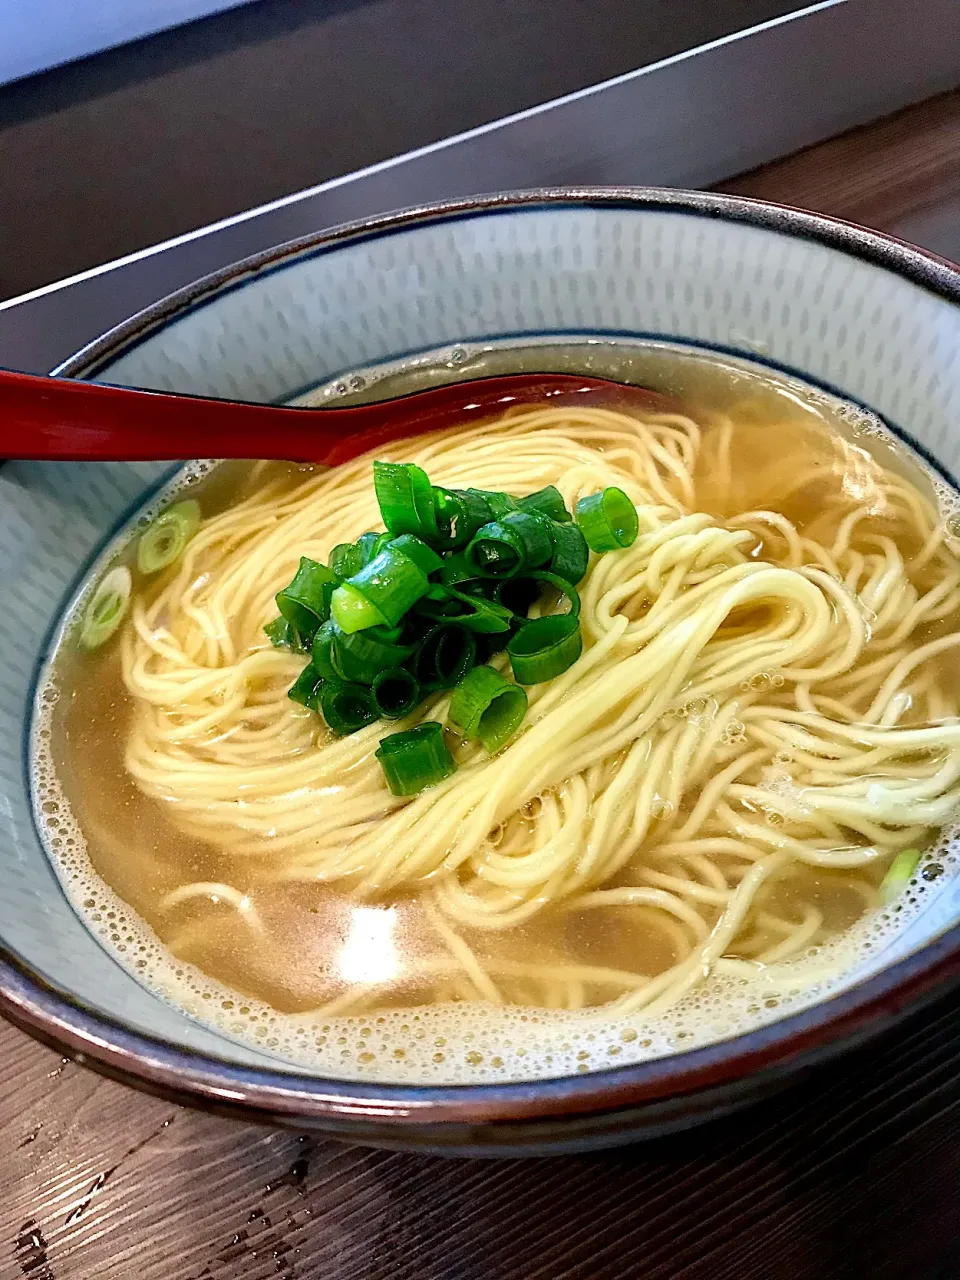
xmin=419 ymin=584 xmax=459 ymax=612
xmin=475 ymin=631 xmax=512 ymax=663
xmin=288 ymin=663 xmax=324 ymax=709
xmin=137 ymin=499 xmax=201 ymax=574
xmin=414 ymin=623 xmax=477 ymax=689
xmin=437 ymin=556 xmax=500 ymax=599
xmin=371 ymin=667 xmax=421 ymax=719
xmin=449 ymin=666 xmax=528 ymax=752
xmin=417 ymin=587 xmax=513 ymax=634
xmin=431 ymin=486 xmax=461 ymax=527
xmin=331 ymin=620 xmax=417 ymax=683
xmin=375 ymin=722 xmax=457 ymax=796
xmin=278 ymin=462 xmax=624 ymax=743
xmin=880 ymin=849 xmax=922 ymax=905
xmin=493 ymin=576 xmax=543 ymax=618
xmin=472 ymin=489 xmax=518 ymax=518
xmin=575 ymin=487 xmax=639 ymax=552
xmin=276 ymin=557 xmax=338 ymax=639
xmin=438 ymin=552 xmax=471 ymax=586
xmin=264 ymin=616 xmax=305 ymax=652
xmin=458 ymin=578 xmax=500 ymax=600
xmin=311 ymin=620 xmax=340 ymax=680
xmin=329 ymin=533 xmax=384 ymax=579
xmin=497 ymin=571 xmax=581 ymax=620
xmin=517 ymin=485 xmax=570 ymax=523
xmin=548 ymin=521 xmax=590 ymax=586
xmin=320 ymin=681 xmax=378 ymax=735
xmin=447 ymin=588 xmax=514 ymax=633
xmin=374 ymin=461 xmax=438 ymax=539
xmin=464 ymin=511 xmax=553 ymax=578
xmin=388 ymin=534 xmax=444 ymax=576
xmin=358 ymin=535 xmax=384 ymax=565
xmin=338 ymin=545 xmax=430 ymax=630
xmin=507 ymin=613 xmax=582 ymax=684
xmin=329 ymin=541 xmax=364 ymax=580
xmin=433 ymin=487 xmax=497 ymax=549
xmin=330 ymin=582 xmax=388 ymax=634
xmin=80 ymin=565 xmax=132 ymax=650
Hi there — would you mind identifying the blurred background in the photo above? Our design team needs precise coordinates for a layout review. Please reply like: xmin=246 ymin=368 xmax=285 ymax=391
xmin=1 ymin=0 xmax=806 ymax=300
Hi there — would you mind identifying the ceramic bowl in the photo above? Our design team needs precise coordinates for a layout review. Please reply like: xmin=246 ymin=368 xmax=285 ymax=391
xmin=2 ymin=189 xmax=960 ymax=1156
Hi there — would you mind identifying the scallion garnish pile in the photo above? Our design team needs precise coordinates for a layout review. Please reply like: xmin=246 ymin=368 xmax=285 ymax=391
xmin=265 ymin=461 xmax=639 ymax=796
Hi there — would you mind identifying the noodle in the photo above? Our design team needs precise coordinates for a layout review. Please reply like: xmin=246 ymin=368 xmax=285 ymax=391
xmin=114 ymin=401 xmax=960 ymax=1017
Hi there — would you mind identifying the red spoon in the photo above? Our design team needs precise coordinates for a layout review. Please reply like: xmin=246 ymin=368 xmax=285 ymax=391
xmin=0 ymin=368 xmax=667 ymax=468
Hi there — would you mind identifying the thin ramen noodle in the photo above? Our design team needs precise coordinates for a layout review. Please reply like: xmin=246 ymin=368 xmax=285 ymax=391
xmin=32 ymin=361 xmax=960 ymax=1082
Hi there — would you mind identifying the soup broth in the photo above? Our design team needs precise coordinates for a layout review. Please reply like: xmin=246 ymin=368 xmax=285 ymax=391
xmin=33 ymin=343 xmax=960 ymax=1082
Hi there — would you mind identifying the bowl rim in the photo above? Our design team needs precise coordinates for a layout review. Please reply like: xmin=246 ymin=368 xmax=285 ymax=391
xmin=56 ymin=186 xmax=960 ymax=382
xmin=8 ymin=184 xmax=960 ymax=1128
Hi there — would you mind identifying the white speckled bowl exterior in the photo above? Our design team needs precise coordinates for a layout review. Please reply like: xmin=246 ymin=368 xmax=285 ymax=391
xmin=2 ymin=190 xmax=960 ymax=1154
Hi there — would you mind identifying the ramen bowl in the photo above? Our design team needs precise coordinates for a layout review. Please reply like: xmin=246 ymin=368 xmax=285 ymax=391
xmin=3 ymin=189 xmax=960 ymax=1156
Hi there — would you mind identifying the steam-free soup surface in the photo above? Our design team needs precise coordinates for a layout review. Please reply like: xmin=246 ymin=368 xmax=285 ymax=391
xmin=38 ymin=351 xmax=960 ymax=1039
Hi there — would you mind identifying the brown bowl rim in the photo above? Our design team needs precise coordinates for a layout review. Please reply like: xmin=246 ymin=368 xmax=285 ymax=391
xmin=3 ymin=184 xmax=957 ymax=1129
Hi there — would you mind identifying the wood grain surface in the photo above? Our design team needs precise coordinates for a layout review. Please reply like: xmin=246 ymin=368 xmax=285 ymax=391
xmin=5 ymin=94 xmax=960 ymax=1280
xmin=716 ymin=90 xmax=960 ymax=262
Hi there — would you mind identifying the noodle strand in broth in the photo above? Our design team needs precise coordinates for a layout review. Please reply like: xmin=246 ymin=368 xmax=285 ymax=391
xmin=101 ymin=398 xmax=960 ymax=1020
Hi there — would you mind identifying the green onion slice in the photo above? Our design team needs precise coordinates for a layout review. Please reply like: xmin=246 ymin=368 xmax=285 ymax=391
xmin=80 ymin=565 xmax=132 ymax=650
xmin=375 ymin=722 xmax=457 ymax=796
xmin=449 ymin=666 xmax=528 ymax=752
xmin=320 ymin=681 xmax=378 ymax=735
xmin=475 ymin=628 xmax=513 ymax=662
xmin=436 ymin=554 xmax=484 ymax=590
xmin=548 ymin=520 xmax=590 ymax=586
xmin=495 ymin=571 xmax=581 ymax=620
xmin=137 ymin=499 xmax=202 ymax=574
xmin=507 ymin=613 xmax=582 ymax=684
xmin=432 ymin=487 xmax=496 ymax=549
xmin=417 ymin=587 xmax=513 ymax=634
xmin=419 ymin=584 xmax=459 ymax=611
xmin=330 ymin=621 xmax=416 ymax=683
xmin=438 ymin=552 xmax=471 ymax=586
xmin=288 ymin=662 xmax=324 ymax=709
xmin=471 ymin=489 xmax=518 ymax=518
xmin=339 ymin=545 xmax=430 ymax=629
xmin=437 ymin=556 xmax=499 ymax=600
xmin=329 ymin=541 xmax=364 ymax=580
xmin=311 ymin=620 xmax=340 ymax=681
xmin=371 ymin=667 xmax=421 ymax=719
xmin=329 ymin=533 xmax=382 ymax=580
xmin=414 ymin=622 xmax=477 ymax=689
xmin=493 ymin=576 xmax=542 ymax=618
xmin=464 ymin=511 xmax=553 ymax=578
xmin=879 ymin=849 xmax=922 ymax=905
xmin=264 ymin=616 xmax=305 ymax=652
xmin=330 ymin=582 xmax=387 ymax=634
xmin=356 ymin=532 xmax=383 ymax=564
xmin=517 ymin=485 xmax=570 ymax=523
xmin=374 ymin=461 xmax=438 ymax=539
xmin=388 ymin=533 xmax=444 ymax=576
xmin=431 ymin=485 xmax=461 ymax=529
xmin=276 ymin=557 xmax=338 ymax=639
xmin=575 ymin=487 xmax=639 ymax=552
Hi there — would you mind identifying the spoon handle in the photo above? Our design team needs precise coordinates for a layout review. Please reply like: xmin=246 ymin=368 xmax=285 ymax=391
xmin=0 ymin=368 xmax=640 ymax=466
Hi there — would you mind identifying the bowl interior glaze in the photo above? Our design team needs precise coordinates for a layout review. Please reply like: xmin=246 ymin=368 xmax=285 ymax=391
xmin=3 ymin=190 xmax=960 ymax=1137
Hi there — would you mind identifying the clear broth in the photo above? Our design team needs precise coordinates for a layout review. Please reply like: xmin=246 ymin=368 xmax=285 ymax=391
xmin=32 ymin=340 xmax=960 ymax=1079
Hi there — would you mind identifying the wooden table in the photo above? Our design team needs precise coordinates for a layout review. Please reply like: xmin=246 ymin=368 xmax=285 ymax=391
xmin=6 ymin=92 xmax=960 ymax=1280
